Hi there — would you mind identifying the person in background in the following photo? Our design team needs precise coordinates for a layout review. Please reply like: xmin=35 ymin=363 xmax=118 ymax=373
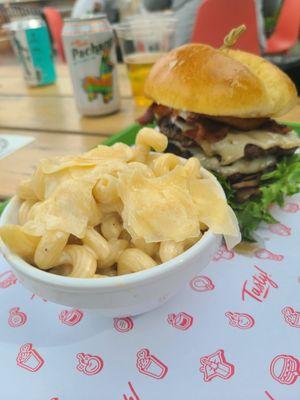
xmin=72 ymin=0 xmax=119 ymax=22
xmin=143 ymin=0 xmax=267 ymax=51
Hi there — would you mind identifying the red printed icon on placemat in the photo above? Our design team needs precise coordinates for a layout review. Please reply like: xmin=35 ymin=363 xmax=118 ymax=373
xmin=8 ymin=307 xmax=27 ymax=328
xmin=0 ymin=270 xmax=17 ymax=288
xmin=113 ymin=317 xmax=134 ymax=333
xmin=199 ymin=349 xmax=235 ymax=382
xmin=16 ymin=343 xmax=44 ymax=372
xmin=283 ymin=202 xmax=299 ymax=213
xmin=213 ymin=244 xmax=234 ymax=261
xmin=265 ymin=391 xmax=275 ymax=400
xmin=270 ymin=354 xmax=300 ymax=385
xmin=123 ymin=382 xmax=140 ymax=400
xmin=59 ymin=309 xmax=83 ymax=326
xmin=167 ymin=312 xmax=193 ymax=330
xmin=76 ymin=353 xmax=103 ymax=375
xmin=255 ymin=248 xmax=284 ymax=261
xmin=190 ymin=276 xmax=215 ymax=292
xmin=242 ymin=265 xmax=278 ymax=303
xmin=269 ymin=222 xmax=291 ymax=236
xmin=225 ymin=312 xmax=254 ymax=329
xmin=282 ymin=306 xmax=300 ymax=328
xmin=30 ymin=293 xmax=47 ymax=302
xmin=136 ymin=348 xmax=168 ymax=379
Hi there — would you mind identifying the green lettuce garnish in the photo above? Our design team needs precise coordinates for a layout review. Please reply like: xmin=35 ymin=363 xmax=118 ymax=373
xmin=215 ymin=154 xmax=300 ymax=242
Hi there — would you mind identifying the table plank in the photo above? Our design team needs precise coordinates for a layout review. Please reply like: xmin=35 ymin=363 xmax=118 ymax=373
xmin=0 ymin=95 xmax=144 ymax=134
xmin=0 ymin=64 xmax=132 ymax=98
xmin=0 ymin=129 xmax=106 ymax=199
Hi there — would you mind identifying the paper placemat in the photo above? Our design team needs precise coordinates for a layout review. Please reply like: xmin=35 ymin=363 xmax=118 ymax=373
xmin=0 ymin=195 xmax=299 ymax=400
xmin=0 ymin=135 xmax=35 ymax=160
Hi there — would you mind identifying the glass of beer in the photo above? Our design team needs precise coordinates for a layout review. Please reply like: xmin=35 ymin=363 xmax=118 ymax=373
xmin=116 ymin=16 xmax=177 ymax=106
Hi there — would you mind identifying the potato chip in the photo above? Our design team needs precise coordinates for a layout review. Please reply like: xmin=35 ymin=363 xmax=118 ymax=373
xmin=23 ymin=179 xmax=94 ymax=238
xmin=118 ymin=168 xmax=199 ymax=243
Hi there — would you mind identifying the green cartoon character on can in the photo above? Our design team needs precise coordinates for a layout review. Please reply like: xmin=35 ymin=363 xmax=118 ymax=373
xmin=82 ymin=46 xmax=114 ymax=103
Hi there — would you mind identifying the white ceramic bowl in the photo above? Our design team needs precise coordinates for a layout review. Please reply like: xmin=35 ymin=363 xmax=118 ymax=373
xmin=0 ymin=169 xmax=222 ymax=317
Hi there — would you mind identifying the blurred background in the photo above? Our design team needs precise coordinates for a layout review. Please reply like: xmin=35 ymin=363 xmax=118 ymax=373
xmin=0 ymin=0 xmax=299 ymax=89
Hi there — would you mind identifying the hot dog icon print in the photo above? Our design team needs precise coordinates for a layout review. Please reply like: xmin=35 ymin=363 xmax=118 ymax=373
xmin=59 ymin=309 xmax=83 ymax=326
xmin=199 ymin=349 xmax=235 ymax=382
xmin=225 ymin=312 xmax=255 ymax=329
xmin=76 ymin=353 xmax=104 ymax=376
xmin=8 ymin=307 xmax=27 ymax=328
xmin=136 ymin=348 xmax=168 ymax=379
xmin=270 ymin=354 xmax=300 ymax=385
xmin=190 ymin=276 xmax=215 ymax=292
xmin=16 ymin=343 xmax=44 ymax=372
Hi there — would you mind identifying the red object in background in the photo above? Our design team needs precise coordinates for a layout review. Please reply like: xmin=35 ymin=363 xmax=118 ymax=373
xmin=43 ymin=7 xmax=65 ymax=62
xmin=265 ymin=0 xmax=300 ymax=54
xmin=190 ymin=0 xmax=260 ymax=54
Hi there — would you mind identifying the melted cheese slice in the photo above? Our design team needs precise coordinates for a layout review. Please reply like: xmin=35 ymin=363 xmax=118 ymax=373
xmin=200 ymin=130 xmax=300 ymax=165
xmin=193 ymin=149 xmax=277 ymax=176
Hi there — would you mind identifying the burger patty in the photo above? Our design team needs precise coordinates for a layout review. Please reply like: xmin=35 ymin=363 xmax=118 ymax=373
xmin=159 ymin=117 xmax=297 ymax=161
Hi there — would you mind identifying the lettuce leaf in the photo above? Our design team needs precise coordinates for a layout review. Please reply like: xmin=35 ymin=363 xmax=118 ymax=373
xmin=215 ymin=154 xmax=300 ymax=242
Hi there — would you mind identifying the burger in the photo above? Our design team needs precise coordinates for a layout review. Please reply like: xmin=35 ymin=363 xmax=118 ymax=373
xmin=138 ymin=44 xmax=300 ymax=241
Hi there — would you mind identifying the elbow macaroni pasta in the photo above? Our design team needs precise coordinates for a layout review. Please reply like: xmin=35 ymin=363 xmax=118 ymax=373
xmin=0 ymin=127 xmax=240 ymax=278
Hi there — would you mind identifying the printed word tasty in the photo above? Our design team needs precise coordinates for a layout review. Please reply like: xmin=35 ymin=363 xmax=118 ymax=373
xmin=242 ymin=265 xmax=278 ymax=303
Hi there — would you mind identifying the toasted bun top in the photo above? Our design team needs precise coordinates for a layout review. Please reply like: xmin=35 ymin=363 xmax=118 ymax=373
xmin=144 ymin=44 xmax=297 ymax=118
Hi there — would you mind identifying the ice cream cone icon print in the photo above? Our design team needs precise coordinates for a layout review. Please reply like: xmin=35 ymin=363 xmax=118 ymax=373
xmin=199 ymin=349 xmax=235 ymax=382
xmin=213 ymin=244 xmax=235 ymax=261
xmin=76 ymin=353 xmax=103 ymax=375
xmin=254 ymin=248 xmax=284 ymax=261
xmin=190 ymin=275 xmax=215 ymax=292
xmin=270 ymin=354 xmax=300 ymax=385
xmin=136 ymin=349 xmax=168 ymax=379
xmin=225 ymin=312 xmax=255 ymax=329
xmin=16 ymin=343 xmax=44 ymax=372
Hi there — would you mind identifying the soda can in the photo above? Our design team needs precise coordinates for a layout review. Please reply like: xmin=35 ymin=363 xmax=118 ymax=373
xmin=62 ymin=14 xmax=120 ymax=116
xmin=4 ymin=16 xmax=56 ymax=87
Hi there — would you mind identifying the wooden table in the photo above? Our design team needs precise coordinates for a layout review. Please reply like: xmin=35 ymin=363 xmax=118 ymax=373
xmin=0 ymin=63 xmax=145 ymax=200
xmin=0 ymin=63 xmax=299 ymax=200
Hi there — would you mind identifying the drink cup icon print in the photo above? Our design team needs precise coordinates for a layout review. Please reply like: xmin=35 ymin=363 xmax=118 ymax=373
xmin=282 ymin=307 xmax=300 ymax=328
xmin=213 ymin=244 xmax=234 ymax=261
xmin=254 ymin=248 xmax=284 ymax=261
xmin=190 ymin=275 xmax=215 ymax=292
xmin=8 ymin=307 xmax=27 ymax=328
xmin=0 ymin=270 xmax=17 ymax=288
xmin=59 ymin=309 xmax=83 ymax=326
xmin=16 ymin=343 xmax=44 ymax=372
xmin=167 ymin=312 xmax=193 ymax=330
xmin=225 ymin=312 xmax=255 ymax=329
xmin=270 ymin=354 xmax=300 ymax=385
xmin=136 ymin=349 xmax=168 ymax=379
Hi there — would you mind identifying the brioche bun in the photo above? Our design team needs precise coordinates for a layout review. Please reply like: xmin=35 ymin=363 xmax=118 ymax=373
xmin=144 ymin=44 xmax=297 ymax=118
